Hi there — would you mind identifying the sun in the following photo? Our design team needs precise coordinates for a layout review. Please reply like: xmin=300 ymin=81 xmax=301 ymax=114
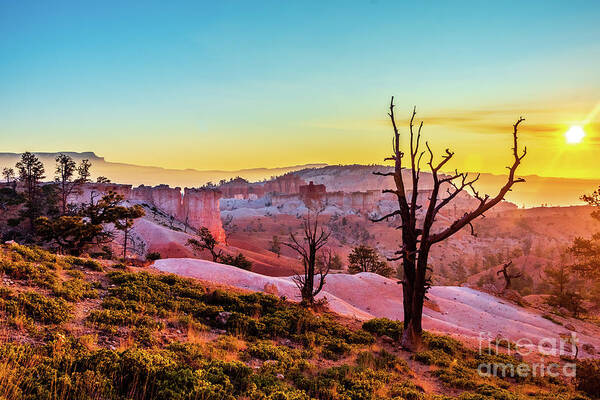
xmin=565 ymin=125 xmax=585 ymax=144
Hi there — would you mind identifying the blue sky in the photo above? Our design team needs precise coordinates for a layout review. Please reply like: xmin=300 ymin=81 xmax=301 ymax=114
xmin=1 ymin=1 xmax=599 ymax=177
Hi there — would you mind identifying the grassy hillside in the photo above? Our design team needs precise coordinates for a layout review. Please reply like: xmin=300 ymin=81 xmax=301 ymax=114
xmin=0 ymin=243 xmax=597 ymax=400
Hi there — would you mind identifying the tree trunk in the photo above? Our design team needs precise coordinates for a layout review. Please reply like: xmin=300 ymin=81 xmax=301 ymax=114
xmin=401 ymin=300 xmax=424 ymax=350
xmin=122 ymin=225 xmax=128 ymax=259
xmin=305 ymin=246 xmax=316 ymax=304
xmin=61 ymin=181 xmax=68 ymax=215
xmin=401 ymin=254 xmax=426 ymax=351
xmin=401 ymin=261 xmax=414 ymax=331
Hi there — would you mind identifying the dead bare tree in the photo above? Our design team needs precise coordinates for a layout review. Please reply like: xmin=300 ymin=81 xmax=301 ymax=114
xmin=373 ymin=96 xmax=526 ymax=350
xmin=497 ymin=260 xmax=523 ymax=290
xmin=284 ymin=210 xmax=331 ymax=305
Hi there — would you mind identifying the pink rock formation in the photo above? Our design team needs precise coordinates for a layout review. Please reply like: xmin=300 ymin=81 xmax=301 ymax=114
xmin=299 ymin=181 xmax=326 ymax=197
xmin=183 ymin=188 xmax=226 ymax=242
xmin=263 ymin=174 xmax=305 ymax=195
xmin=272 ymin=182 xmax=384 ymax=213
xmin=218 ymin=178 xmax=258 ymax=199
xmin=73 ymin=183 xmax=133 ymax=204
xmin=69 ymin=183 xmax=225 ymax=242
xmin=130 ymin=184 xmax=184 ymax=218
xmin=218 ymin=174 xmax=306 ymax=200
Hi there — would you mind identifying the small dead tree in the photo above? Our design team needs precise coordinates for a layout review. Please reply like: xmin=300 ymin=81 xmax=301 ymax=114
xmin=284 ymin=210 xmax=331 ymax=305
xmin=496 ymin=260 xmax=523 ymax=290
xmin=373 ymin=97 xmax=526 ymax=350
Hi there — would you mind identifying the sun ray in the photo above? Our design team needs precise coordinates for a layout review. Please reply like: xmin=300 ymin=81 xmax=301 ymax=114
xmin=582 ymin=101 xmax=600 ymax=125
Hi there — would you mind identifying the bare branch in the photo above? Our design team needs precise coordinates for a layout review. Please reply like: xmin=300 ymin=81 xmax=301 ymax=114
xmin=382 ymin=189 xmax=399 ymax=195
xmin=428 ymin=118 xmax=526 ymax=245
xmin=374 ymin=171 xmax=395 ymax=177
xmin=370 ymin=210 xmax=402 ymax=222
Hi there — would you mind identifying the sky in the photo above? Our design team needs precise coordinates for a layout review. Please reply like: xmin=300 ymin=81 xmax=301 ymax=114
xmin=1 ymin=0 xmax=599 ymax=178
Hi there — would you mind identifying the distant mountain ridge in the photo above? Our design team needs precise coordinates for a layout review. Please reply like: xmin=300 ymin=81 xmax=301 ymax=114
xmin=0 ymin=152 xmax=326 ymax=189
xmin=0 ymin=151 xmax=104 ymax=161
xmin=288 ymin=164 xmax=598 ymax=208
xmin=1 ymin=152 xmax=596 ymax=207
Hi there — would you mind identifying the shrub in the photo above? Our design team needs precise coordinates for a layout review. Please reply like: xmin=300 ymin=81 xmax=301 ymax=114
xmin=413 ymin=349 xmax=452 ymax=367
xmin=356 ymin=349 xmax=406 ymax=371
xmin=576 ymin=359 xmax=600 ymax=398
xmin=0 ymin=258 xmax=58 ymax=288
xmin=147 ymin=252 xmax=162 ymax=261
xmin=246 ymin=341 xmax=290 ymax=362
xmin=225 ymin=312 xmax=265 ymax=337
xmin=389 ymin=381 xmax=425 ymax=400
xmin=347 ymin=329 xmax=375 ymax=345
xmin=321 ymin=338 xmax=351 ymax=361
xmin=65 ymin=269 xmax=85 ymax=279
xmin=52 ymin=278 xmax=98 ymax=302
xmin=63 ymin=256 xmax=103 ymax=271
xmin=4 ymin=291 xmax=72 ymax=324
xmin=220 ymin=253 xmax=252 ymax=271
xmin=133 ymin=325 xmax=157 ymax=347
xmin=423 ymin=332 xmax=464 ymax=356
xmin=8 ymin=243 xmax=57 ymax=263
xmin=362 ymin=318 xmax=403 ymax=340
xmin=88 ymin=309 xmax=162 ymax=331
xmin=432 ymin=363 xmax=478 ymax=389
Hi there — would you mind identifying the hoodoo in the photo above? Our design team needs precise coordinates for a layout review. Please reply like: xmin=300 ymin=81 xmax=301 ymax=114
xmin=69 ymin=183 xmax=225 ymax=242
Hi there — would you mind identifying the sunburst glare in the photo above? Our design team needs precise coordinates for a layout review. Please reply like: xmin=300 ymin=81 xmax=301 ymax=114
xmin=565 ymin=125 xmax=585 ymax=144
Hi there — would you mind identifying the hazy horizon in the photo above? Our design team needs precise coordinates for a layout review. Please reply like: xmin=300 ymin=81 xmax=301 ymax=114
xmin=3 ymin=150 xmax=600 ymax=182
xmin=1 ymin=150 xmax=596 ymax=208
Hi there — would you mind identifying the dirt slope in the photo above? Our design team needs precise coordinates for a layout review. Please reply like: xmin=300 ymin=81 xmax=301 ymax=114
xmin=154 ymin=258 xmax=600 ymax=358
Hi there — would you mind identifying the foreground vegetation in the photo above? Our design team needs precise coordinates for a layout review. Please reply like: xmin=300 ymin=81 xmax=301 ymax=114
xmin=0 ymin=243 xmax=598 ymax=399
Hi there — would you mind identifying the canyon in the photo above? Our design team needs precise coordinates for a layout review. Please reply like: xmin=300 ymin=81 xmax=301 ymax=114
xmin=1 ymin=152 xmax=596 ymax=206
xmin=71 ymin=183 xmax=225 ymax=242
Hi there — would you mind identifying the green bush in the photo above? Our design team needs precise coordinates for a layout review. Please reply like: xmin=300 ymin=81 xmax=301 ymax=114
xmin=431 ymin=363 xmax=478 ymax=390
xmin=389 ymin=381 xmax=425 ymax=400
xmin=225 ymin=312 xmax=266 ymax=336
xmin=423 ymin=332 xmax=465 ymax=356
xmin=79 ymin=258 xmax=104 ymax=271
xmin=52 ymin=278 xmax=98 ymax=301
xmin=347 ymin=329 xmax=376 ymax=345
xmin=8 ymin=243 xmax=57 ymax=263
xmin=322 ymin=338 xmax=351 ymax=361
xmin=246 ymin=341 xmax=291 ymax=362
xmin=65 ymin=269 xmax=85 ymax=279
xmin=88 ymin=309 xmax=162 ymax=331
xmin=4 ymin=291 xmax=72 ymax=324
xmin=362 ymin=318 xmax=403 ymax=340
xmin=219 ymin=253 xmax=252 ymax=270
xmin=356 ymin=350 xmax=407 ymax=371
xmin=0 ymin=258 xmax=59 ymax=289
xmin=64 ymin=256 xmax=103 ymax=271
xmin=413 ymin=349 xmax=452 ymax=367
xmin=576 ymin=359 xmax=600 ymax=398
xmin=147 ymin=251 xmax=162 ymax=261
xmin=0 ymin=339 xmax=257 ymax=400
